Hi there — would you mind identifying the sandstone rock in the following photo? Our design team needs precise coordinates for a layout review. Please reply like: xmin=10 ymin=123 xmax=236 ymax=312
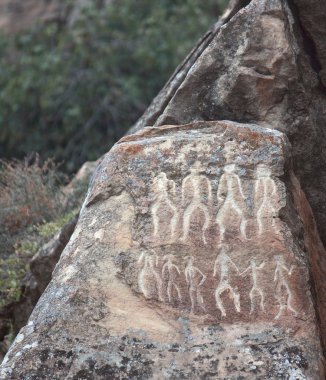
xmin=131 ymin=0 xmax=326 ymax=259
xmin=1 ymin=121 xmax=324 ymax=378
xmin=29 ymin=214 xmax=79 ymax=294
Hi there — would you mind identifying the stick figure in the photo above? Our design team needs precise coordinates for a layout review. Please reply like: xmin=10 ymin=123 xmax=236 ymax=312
xmin=216 ymin=164 xmax=248 ymax=241
xmin=181 ymin=162 xmax=212 ymax=244
xmin=273 ymin=255 xmax=297 ymax=320
xmin=151 ymin=172 xmax=178 ymax=239
xmin=255 ymin=164 xmax=279 ymax=235
xmin=184 ymin=256 xmax=206 ymax=313
xmin=138 ymin=251 xmax=164 ymax=301
xmin=241 ymin=258 xmax=265 ymax=313
xmin=162 ymin=254 xmax=182 ymax=302
xmin=213 ymin=244 xmax=241 ymax=317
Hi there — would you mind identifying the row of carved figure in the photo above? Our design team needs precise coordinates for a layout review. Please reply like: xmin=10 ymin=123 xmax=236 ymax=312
xmin=151 ymin=162 xmax=279 ymax=243
xmin=138 ymin=245 xmax=297 ymax=320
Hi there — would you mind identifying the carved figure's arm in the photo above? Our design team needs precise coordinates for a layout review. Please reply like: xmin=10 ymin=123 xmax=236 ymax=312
xmin=258 ymin=262 xmax=266 ymax=270
xmin=217 ymin=175 xmax=227 ymax=205
xmin=181 ymin=176 xmax=190 ymax=203
xmin=240 ymin=266 xmax=250 ymax=277
xmin=213 ymin=259 xmax=219 ymax=277
xmin=236 ymin=175 xmax=246 ymax=200
xmin=138 ymin=252 xmax=145 ymax=265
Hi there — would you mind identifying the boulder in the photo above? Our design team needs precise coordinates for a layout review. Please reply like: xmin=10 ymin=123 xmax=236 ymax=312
xmin=1 ymin=121 xmax=324 ymax=378
xmin=131 ymin=0 xmax=326 ymax=258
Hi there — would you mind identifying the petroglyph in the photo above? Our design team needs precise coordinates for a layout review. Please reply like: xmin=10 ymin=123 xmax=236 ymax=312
xmin=138 ymin=251 xmax=164 ymax=301
xmin=184 ymin=256 xmax=206 ymax=313
xmin=216 ymin=164 xmax=248 ymax=241
xmin=273 ymin=255 xmax=298 ymax=320
xmin=255 ymin=164 xmax=279 ymax=235
xmin=241 ymin=258 xmax=265 ymax=314
xmin=151 ymin=172 xmax=178 ymax=239
xmin=213 ymin=244 xmax=241 ymax=317
xmin=162 ymin=254 xmax=182 ymax=303
xmin=181 ymin=162 xmax=212 ymax=244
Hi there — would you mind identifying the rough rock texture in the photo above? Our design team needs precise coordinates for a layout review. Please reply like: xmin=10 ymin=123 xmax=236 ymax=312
xmin=1 ymin=121 xmax=324 ymax=379
xmin=130 ymin=0 xmax=326 ymax=260
xmin=2 ymin=0 xmax=326 ymax=378
xmin=29 ymin=214 xmax=79 ymax=295
xmin=0 ymin=214 xmax=79 ymax=363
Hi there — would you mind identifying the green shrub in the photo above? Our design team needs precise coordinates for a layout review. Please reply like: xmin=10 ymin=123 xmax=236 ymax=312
xmin=0 ymin=0 xmax=228 ymax=172
xmin=0 ymin=158 xmax=87 ymax=307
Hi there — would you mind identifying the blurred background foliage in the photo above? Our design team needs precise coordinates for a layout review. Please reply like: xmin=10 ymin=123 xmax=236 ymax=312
xmin=0 ymin=0 xmax=228 ymax=173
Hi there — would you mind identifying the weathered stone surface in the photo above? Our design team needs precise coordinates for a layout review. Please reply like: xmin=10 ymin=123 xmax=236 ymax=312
xmin=1 ymin=121 xmax=324 ymax=378
xmin=30 ymin=214 xmax=79 ymax=294
xmin=130 ymin=0 xmax=326 ymax=263
xmin=292 ymin=0 xmax=326 ymax=87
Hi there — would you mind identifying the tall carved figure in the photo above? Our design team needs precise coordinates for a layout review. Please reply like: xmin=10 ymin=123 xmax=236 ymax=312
xmin=138 ymin=251 xmax=164 ymax=301
xmin=273 ymin=255 xmax=298 ymax=320
xmin=216 ymin=164 xmax=247 ymax=241
xmin=162 ymin=254 xmax=182 ymax=303
xmin=255 ymin=164 xmax=278 ymax=235
xmin=241 ymin=258 xmax=265 ymax=314
xmin=181 ymin=162 xmax=212 ymax=244
xmin=151 ymin=172 xmax=178 ymax=239
xmin=213 ymin=244 xmax=241 ymax=317
xmin=184 ymin=256 xmax=206 ymax=313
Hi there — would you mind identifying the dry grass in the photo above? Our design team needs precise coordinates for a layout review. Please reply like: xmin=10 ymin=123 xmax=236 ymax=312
xmin=0 ymin=158 xmax=67 ymax=235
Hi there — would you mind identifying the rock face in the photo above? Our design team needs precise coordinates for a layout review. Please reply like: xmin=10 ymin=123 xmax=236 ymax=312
xmin=131 ymin=0 xmax=326 ymax=260
xmin=1 ymin=121 xmax=324 ymax=378
xmin=2 ymin=0 xmax=326 ymax=378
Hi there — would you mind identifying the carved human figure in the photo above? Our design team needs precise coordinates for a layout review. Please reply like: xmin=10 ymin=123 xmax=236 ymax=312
xmin=162 ymin=254 xmax=182 ymax=302
xmin=273 ymin=255 xmax=298 ymax=320
xmin=213 ymin=244 xmax=241 ymax=317
xmin=138 ymin=251 xmax=164 ymax=301
xmin=240 ymin=258 xmax=265 ymax=314
xmin=184 ymin=256 xmax=206 ymax=313
xmin=255 ymin=164 xmax=279 ymax=235
xmin=181 ymin=161 xmax=212 ymax=244
xmin=151 ymin=172 xmax=178 ymax=239
xmin=216 ymin=164 xmax=248 ymax=241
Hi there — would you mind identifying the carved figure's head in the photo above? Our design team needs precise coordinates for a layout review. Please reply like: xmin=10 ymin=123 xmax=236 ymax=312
xmin=224 ymin=163 xmax=236 ymax=174
xmin=256 ymin=164 xmax=272 ymax=178
xmin=163 ymin=254 xmax=175 ymax=262
xmin=190 ymin=161 xmax=203 ymax=174
xmin=275 ymin=254 xmax=284 ymax=263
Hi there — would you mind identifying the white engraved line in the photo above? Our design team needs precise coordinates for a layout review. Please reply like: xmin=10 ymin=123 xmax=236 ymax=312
xmin=181 ymin=162 xmax=212 ymax=245
xmin=274 ymin=255 xmax=298 ymax=320
xmin=255 ymin=164 xmax=278 ymax=235
xmin=162 ymin=254 xmax=182 ymax=302
xmin=213 ymin=245 xmax=241 ymax=317
xmin=216 ymin=164 xmax=248 ymax=241
xmin=138 ymin=251 xmax=164 ymax=302
xmin=241 ymin=258 xmax=265 ymax=313
xmin=184 ymin=256 xmax=207 ymax=312
xmin=151 ymin=172 xmax=178 ymax=238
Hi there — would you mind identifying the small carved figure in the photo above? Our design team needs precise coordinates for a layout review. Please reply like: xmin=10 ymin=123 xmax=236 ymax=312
xmin=181 ymin=162 xmax=212 ymax=244
xmin=213 ymin=244 xmax=241 ymax=317
xmin=162 ymin=254 xmax=182 ymax=302
xmin=273 ymin=255 xmax=298 ymax=320
xmin=151 ymin=172 xmax=178 ymax=239
xmin=184 ymin=256 xmax=206 ymax=313
xmin=255 ymin=164 xmax=279 ymax=235
xmin=240 ymin=258 xmax=265 ymax=313
xmin=216 ymin=164 xmax=248 ymax=241
xmin=138 ymin=251 xmax=164 ymax=301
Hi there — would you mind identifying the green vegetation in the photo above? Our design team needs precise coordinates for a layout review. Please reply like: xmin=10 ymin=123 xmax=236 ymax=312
xmin=0 ymin=0 xmax=228 ymax=172
xmin=0 ymin=159 xmax=85 ymax=307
